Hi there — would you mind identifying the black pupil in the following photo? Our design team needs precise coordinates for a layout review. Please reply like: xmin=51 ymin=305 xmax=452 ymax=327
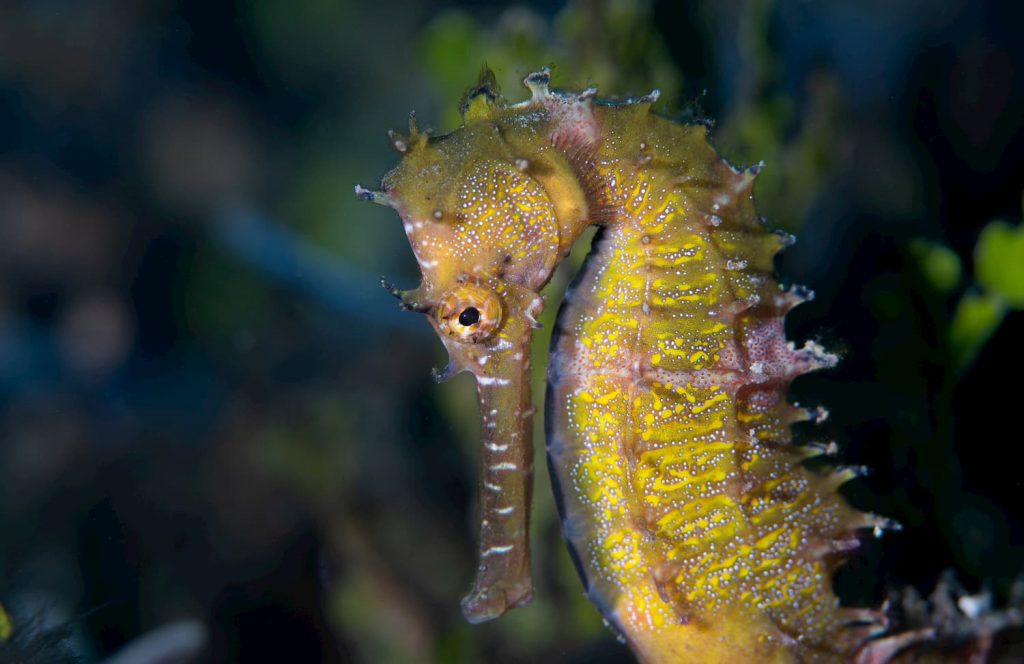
xmin=458 ymin=307 xmax=480 ymax=326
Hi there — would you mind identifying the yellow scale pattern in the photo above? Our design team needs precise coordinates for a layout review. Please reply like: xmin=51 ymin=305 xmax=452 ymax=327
xmin=564 ymin=157 xmax=852 ymax=648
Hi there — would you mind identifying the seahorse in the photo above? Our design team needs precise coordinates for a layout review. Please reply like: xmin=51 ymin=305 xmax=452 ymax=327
xmin=356 ymin=68 xmax=893 ymax=663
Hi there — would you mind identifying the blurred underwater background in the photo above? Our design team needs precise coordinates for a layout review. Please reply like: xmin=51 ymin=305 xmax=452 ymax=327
xmin=0 ymin=0 xmax=1023 ymax=661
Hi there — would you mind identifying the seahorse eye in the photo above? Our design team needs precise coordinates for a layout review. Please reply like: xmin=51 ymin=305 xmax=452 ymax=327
xmin=437 ymin=285 xmax=502 ymax=342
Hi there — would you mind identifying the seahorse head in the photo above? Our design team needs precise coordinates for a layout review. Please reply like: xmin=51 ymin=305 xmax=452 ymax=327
xmin=356 ymin=69 xmax=591 ymax=383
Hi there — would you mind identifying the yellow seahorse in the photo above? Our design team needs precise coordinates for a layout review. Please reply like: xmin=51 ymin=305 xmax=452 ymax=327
xmin=357 ymin=68 xmax=897 ymax=663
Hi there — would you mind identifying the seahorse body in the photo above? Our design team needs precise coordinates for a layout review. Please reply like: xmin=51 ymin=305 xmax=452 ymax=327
xmin=358 ymin=69 xmax=885 ymax=663
xmin=546 ymin=102 xmax=881 ymax=663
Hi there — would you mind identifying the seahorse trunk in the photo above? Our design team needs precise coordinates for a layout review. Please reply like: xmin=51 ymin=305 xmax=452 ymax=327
xmin=546 ymin=106 xmax=880 ymax=662
xmin=548 ymin=224 xmax=809 ymax=662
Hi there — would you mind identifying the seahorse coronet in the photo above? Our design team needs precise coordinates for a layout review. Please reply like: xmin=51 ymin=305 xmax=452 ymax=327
xmin=359 ymin=67 xmax=892 ymax=663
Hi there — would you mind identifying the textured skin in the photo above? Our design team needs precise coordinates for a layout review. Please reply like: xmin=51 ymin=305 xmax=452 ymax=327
xmin=548 ymin=106 xmax=876 ymax=662
xmin=358 ymin=69 xmax=887 ymax=662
